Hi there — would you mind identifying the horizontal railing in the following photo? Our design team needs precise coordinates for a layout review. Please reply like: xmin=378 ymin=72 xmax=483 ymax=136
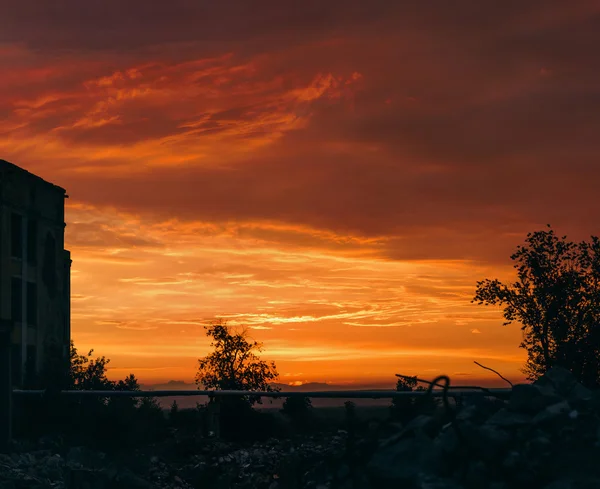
xmin=6 ymin=387 xmax=512 ymax=443
xmin=12 ymin=388 xmax=512 ymax=398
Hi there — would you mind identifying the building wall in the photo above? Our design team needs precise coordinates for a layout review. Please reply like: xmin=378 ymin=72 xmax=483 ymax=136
xmin=0 ymin=160 xmax=70 ymax=388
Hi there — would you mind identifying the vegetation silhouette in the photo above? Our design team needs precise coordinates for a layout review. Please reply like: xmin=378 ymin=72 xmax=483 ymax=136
xmin=280 ymin=395 xmax=314 ymax=431
xmin=195 ymin=319 xmax=282 ymax=440
xmin=389 ymin=374 xmax=437 ymax=424
xmin=15 ymin=340 xmax=167 ymax=450
xmin=474 ymin=225 xmax=600 ymax=388
xmin=10 ymin=225 xmax=600 ymax=487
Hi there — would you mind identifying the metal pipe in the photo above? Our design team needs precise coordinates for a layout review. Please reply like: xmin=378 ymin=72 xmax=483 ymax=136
xmin=20 ymin=215 xmax=27 ymax=387
xmin=12 ymin=388 xmax=513 ymax=398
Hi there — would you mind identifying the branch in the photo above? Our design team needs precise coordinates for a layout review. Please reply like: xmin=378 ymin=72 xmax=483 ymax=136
xmin=395 ymin=373 xmax=509 ymax=399
xmin=473 ymin=361 xmax=513 ymax=387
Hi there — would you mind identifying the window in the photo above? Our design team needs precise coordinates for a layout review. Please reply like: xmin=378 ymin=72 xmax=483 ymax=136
xmin=11 ymin=213 xmax=23 ymax=259
xmin=43 ymin=232 xmax=57 ymax=298
xmin=27 ymin=282 xmax=37 ymax=327
xmin=25 ymin=345 xmax=37 ymax=386
xmin=11 ymin=343 xmax=21 ymax=386
xmin=11 ymin=277 xmax=22 ymax=323
xmin=27 ymin=219 xmax=37 ymax=265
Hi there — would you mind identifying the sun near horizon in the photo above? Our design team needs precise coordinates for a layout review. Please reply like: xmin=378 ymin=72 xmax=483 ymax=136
xmin=2 ymin=2 xmax=600 ymax=389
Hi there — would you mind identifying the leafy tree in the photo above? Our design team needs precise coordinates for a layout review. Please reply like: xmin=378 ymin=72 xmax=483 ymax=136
xmin=473 ymin=225 xmax=600 ymax=388
xmin=281 ymin=395 xmax=312 ymax=415
xmin=69 ymin=339 xmax=115 ymax=391
xmin=18 ymin=340 xmax=150 ymax=444
xmin=281 ymin=395 xmax=313 ymax=430
xmin=344 ymin=400 xmax=357 ymax=433
xmin=390 ymin=375 xmax=418 ymax=422
xmin=195 ymin=319 xmax=280 ymax=406
xmin=390 ymin=376 xmax=437 ymax=422
xmin=170 ymin=400 xmax=179 ymax=423
xmin=110 ymin=373 xmax=141 ymax=411
xmin=195 ymin=320 xmax=280 ymax=440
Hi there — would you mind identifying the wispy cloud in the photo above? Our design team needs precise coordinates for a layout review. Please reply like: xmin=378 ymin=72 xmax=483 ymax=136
xmin=2 ymin=0 xmax=597 ymax=385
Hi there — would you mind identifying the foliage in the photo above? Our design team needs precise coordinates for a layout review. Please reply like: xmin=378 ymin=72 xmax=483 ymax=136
xmin=473 ymin=225 xmax=600 ymax=388
xmin=170 ymin=400 xmax=179 ymax=423
xmin=281 ymin=395 xmax=313 ymax=430
xmin=390 ymin=375 xmax=417 ymax=422
xmin=344 ymin=400 xmax=356 ymax=420
xmin=195 ymin=319 xmax=280 ymax=406
xmin=281 ymin=395 xmax=312 ymax=415
xmin=194 ymin=319 xmax=281 ymax=440
xmin=344 ymin=400 xmax=357 ymax=435
xmin=68 ymin=339 xmax=115 ymax=390
xmin=390 ymin=376 xmax=437 ymax=422
xmin=16 ymin=340 xmax=167 ymax=449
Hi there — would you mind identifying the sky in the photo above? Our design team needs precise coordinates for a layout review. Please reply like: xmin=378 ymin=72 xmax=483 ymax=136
xmin=1 ymin=1 xmax=600 ymax=388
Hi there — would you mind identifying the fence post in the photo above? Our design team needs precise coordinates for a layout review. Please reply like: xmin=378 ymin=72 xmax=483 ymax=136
xmin=456 ymin=392 xmax=464 ymax=409
xmin=213 ymin=396 xmax=221 ymax=439
xmin=0 ymin=324 xmax=12 ymax=451
xmin=206 ymin=395 xmax=221 ymax=439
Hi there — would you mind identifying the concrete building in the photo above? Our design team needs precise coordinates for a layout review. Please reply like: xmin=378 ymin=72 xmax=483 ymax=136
xmin=0 ymin=159 xmax=71 ymax=388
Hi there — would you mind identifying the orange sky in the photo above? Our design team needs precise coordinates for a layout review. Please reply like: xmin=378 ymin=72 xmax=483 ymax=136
xmin=2 ymin=1 xmax=600 ymax=387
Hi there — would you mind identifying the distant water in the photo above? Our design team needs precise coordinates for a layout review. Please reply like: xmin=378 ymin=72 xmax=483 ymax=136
xmin=147 ymin=391 xmax=487 ymax=411
xmin=153 ymin=395 xmax=395 ymax=411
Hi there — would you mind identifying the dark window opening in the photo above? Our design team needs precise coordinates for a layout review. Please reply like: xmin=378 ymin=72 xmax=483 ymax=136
xmin=11 ymin=277 xmax=22 ymax=323
xmin=43 ymin=232 xmax=57 ymax=298
xmin=25 ymin=345 xmax=37 ymax=387
xmin=11 ymin=213 xmax=23 ymax=259
xmin=27 ymin=219 xmax=37 ymax=265
xmin=11 ymin=344 xmax=21 ymax=386
xmin=27 ymin=282 xmax=37 ymax=327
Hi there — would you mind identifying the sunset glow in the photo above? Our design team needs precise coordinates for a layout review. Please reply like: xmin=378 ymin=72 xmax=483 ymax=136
xmin=2 ymin=1 xmax=599 ymax=387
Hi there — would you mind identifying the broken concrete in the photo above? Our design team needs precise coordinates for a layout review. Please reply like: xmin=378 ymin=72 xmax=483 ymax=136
xmin=1 ymin=367 xmax=599 ymax=488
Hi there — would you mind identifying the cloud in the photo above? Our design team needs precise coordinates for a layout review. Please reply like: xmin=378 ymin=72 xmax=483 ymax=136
xmin=2 ymin=1 xmax=597 ymax=385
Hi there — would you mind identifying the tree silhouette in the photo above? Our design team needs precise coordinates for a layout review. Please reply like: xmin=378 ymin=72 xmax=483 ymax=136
xmin=473 ymin=225 xmax=600 ymax=388
xmin=69 ymin=340 xmax=115 ymax=391
xmin=195 ymin=319 xmax=280 ymax=406
xmin=195 ymin=320 xmax=280 ymax=439
xmin=18 ymin=340 xmax=152 ymax=445
xmin=281 ymin=395 xmax=313 ymax=430
xmin=390 ymin=375 xmax=435 ymax=422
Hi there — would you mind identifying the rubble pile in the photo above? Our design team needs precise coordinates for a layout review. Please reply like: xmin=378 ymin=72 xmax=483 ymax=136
xmin=1 ymin=367 xmax=599 ymax=488
xmin=0 ymin=432 xmax=348 ymax=489
xmin=365 ymin=366 xmax=600 ymax=489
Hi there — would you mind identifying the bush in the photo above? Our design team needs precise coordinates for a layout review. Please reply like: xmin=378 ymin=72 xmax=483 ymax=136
xmin=14 ymin=341 xmax=167 ymax=451
xmin=281 ymin=396 xmax=314 ymax=432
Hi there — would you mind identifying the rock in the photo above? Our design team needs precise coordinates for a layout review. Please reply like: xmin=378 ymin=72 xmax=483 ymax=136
xmin=367 ymin=431 xmax=434 ymax=484
xmin=0 ymin=454 xmax=15 ymax=467
xmin=336 ymin=464 xmax=350 ymax=480
xmin=509 ymin=383 xmax=563 ymax=413
xmin=67 ymin=467 xmax=109 ymax=489
xmin=4 ymin=366 xmax=600 ymax=489
xmin=434 ymin=427 xmax=460 ymax=455
xmin=534 ymin=367 xmax=592 ymax=402
xmin=66 ymin=446 xmax=106 ymax=469
xmin=532 ymin=400 xmax=572 ymax=425
xmin=544 ymin=477 xmax=600 ymax=489
xmin=380 ymin=414 xmax=437 ymax=447
xmin=484 ymin=407 xmax=532 ymax=428
xmin=455 ymin=405 xmax=479 ymax=422
xmin=501 ymin=450 xmax=521 ymax=470
xmin=417 ymin=473 xmax=466 ymax=488
xmin=111 ymin=468 xmax=156 ymax=488
xmin=467 ymin=424 xmax=511 ymax=463
xmin=465 ymin=459 xmax=489 ymax=489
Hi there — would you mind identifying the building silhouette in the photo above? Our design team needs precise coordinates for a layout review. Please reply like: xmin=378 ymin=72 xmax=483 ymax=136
xmin=0 ymin=159 xmax=71 ymax=388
